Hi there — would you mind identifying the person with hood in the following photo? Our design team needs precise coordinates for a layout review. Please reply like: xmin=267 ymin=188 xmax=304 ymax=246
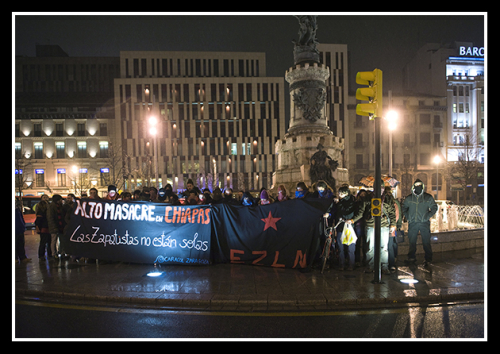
xmin=276 ymin=185 xmax=289 ymax=202
xmin=294 ymin=182 xmax=311 ymax=199
xmin=402 ymin=179 xmax=438 ymax=266
xmin=258 ymin=189 xmax=272 ymax=205
xmin=241 ymin=191 xmax=256 ymax=206
xmin=312 ymin=180 xmax=335 ymax=199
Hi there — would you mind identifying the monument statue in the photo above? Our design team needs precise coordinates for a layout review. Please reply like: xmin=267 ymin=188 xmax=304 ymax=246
xmin=293 ymin=15 xmax=320 ymax=65
xmin=309 ymin=143 xmax=339 ymax=191
xmin=273 ymin=15 xmax=348 ymax=194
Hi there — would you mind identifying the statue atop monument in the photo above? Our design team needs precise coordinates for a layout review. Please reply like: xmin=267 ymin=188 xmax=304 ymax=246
xmin=309 ymin=143 xmax=339 ymax=191
xmin=293 ymin=15 xmax=320 ymax=65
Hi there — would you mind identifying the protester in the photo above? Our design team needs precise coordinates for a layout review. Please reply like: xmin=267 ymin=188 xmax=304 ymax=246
xmin=105 ymin=185 xmax=119 ymax=200
xmin=89 ymin=187 xmax=100 ymax=199
xmin=312 ymin=180 xmax=334 ymax=199
xmin=222 ymin=188 xmax=239 ymax=205
xmin=35 ymin=194 xmax=51 ymax=261
xmin=121 ymin=191 xmax=132 ymax=201
xmin=186 ymin=190 xmax=201 ymax=205
xmin=164 ymin=184 xmax=181 ymax=205
xmin=402 ymin=179 xmax=438 ymax=266
xmin=202 ymin=188 xmax=213 ymax=204
xmin=15 ymin=198 xmax=31 ymax=263
xmin=334 ymin=186 xmax=363 ymax=271
xmin=47 ymin=194 xmax=66 ymax=260
xmin=179 ymin=179 xmax=201 ymax=199
xmin=294 ymin=182 xmax=310 ymax=199
xmin=354 ymin=189 xmax=370 ymax=267
xmin=276 ymin=185 xmax=289 ymax=202
xmin=258 ymin=189 xmax=272 ymax=205
xmin=241 ymin=191 xmax=256 ymax=206
xmin=132 ymin=189 xmax=141 ymax=200
xmin=386 ymin=186 xmax=403 ymax=272
xmin=147 ymin=187 xmax=158 ymax=202
xmin=356 ymin=182 xmax=396 ymax=274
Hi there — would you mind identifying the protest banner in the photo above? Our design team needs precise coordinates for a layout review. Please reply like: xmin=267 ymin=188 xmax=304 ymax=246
xmin=61 ymin=199 xmax=212 ymax=265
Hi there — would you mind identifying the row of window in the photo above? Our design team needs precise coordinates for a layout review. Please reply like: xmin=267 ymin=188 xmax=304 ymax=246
xmin=15 ymin=141 xmax=109 ymax=159
xmin=15 ymin=167 xmax=112 ymax=188
xmin=15 ymin=122 xmax=108 ymax=138
xmin=121 ymin=82 xmax=280 ymax=104
xmin=125 ymin=58 xmax=261 ymax=78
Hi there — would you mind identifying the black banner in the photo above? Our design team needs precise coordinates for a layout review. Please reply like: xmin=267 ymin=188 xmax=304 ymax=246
xmin=211 ymin=199 xmax=330 ymax=268
xmin=62 ymin=199 xmax=212 ymax=265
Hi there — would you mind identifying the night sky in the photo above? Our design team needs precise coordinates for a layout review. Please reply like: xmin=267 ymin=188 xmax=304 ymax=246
xmin=14 ymin=13 xmax=486 ymax=93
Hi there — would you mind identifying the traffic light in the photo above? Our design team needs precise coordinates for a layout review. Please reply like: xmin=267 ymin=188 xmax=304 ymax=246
xmin=356 ymin=69 xmax=383 ymax=119
xmin=371 ymin=198 xmax=382 ymax=217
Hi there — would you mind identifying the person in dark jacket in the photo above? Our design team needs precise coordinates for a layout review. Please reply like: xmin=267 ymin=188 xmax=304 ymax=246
xmin=335 ymin=186 xmax=363 ymax=270
xmin=35 ymin=194 xmax=52 ymax=260
xmin=402 ymin=179 xmax=438 ymax=266
xmin=15 ymin=199 xmax=31 ymax=263
xmin=47 ymin=194 xmax=66 ymax=260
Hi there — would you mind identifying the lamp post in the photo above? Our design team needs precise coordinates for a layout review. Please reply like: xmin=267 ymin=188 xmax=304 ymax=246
xmin=433 ymin=155 xmax=441 ymax=200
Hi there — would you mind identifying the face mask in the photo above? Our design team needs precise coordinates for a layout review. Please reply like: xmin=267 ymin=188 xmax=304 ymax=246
xmin=414 ymin=185 xmax=423 ymax=195
xmin=295 ymin=190 xmax=305 ymax=198
xmin=242 ymin=198 xmax=252 ymax=206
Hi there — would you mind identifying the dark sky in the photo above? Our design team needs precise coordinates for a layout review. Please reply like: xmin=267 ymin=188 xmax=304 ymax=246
xmin=14 ymin=13 xmax=485 ymax=93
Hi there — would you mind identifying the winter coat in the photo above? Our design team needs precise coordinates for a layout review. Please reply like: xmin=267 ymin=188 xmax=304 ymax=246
xmin=15 ymin=207 xmax=26 ymax=234
xmin=47 ymin=201 xmax=65 ymax=234
xmin=402 ymin=180 xmax=438 ymax=223
xmin=335 ymin=195 xmax=362 ymax=230
xmin=35 ymin=201 xmax=50 ymax=234
xmin=355 ymin=194 xmax=396 ymax=228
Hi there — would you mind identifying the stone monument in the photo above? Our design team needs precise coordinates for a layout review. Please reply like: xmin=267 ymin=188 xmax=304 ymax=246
xmin=272 ymin=15 xmax=348 ymax=194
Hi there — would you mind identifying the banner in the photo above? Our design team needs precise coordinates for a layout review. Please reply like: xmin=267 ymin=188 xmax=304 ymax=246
xmin=211 ymin=199 xmax=330 ymax=268
xmin=62 ymin=199 xmax=212 ymax=265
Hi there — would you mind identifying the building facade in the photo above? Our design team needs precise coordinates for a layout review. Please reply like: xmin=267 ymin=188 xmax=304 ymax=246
xmin=113 ymin=51 xmax=286 ymax=193
xmin=401 ymin=41 xmax=485 ymax=203
xmin=15 ymin=45 xmax=120 ymax=196
xmin=348 ymin=93 xmax=448 ymax=198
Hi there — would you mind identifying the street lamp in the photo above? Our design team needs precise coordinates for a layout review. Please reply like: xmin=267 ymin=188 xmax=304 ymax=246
xmin=385 ymin=109 xmax=398 ymax=177
xmin=433 ymin=155 xmax=441 ymax=200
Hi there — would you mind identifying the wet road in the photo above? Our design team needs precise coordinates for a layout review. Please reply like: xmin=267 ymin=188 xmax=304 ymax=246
xmin=15 ymin=300 xmax=485 ymax=339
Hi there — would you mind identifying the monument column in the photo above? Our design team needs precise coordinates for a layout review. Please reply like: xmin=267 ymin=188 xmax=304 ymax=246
xmin=273 ymin=15 xmax=348 ymax=194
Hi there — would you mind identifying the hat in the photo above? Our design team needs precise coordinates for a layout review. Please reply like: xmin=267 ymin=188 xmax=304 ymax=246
xmin=158 ymin=188 xmax=167 ymax=201
xmin=108 ymin=185 xmax=117 ymax=192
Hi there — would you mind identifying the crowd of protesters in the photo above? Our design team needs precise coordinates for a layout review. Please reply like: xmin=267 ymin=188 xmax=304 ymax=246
xmin=15 ymin=177 xmax=436 ymax=275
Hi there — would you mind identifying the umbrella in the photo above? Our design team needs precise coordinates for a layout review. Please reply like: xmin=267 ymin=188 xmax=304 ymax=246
xmin=358 ymin=175 xmax=399 ymax=188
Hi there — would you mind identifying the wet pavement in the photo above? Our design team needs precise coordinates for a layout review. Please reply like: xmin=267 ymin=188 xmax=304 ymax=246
xmin=15 ymin=231 xmax=484 ymax=311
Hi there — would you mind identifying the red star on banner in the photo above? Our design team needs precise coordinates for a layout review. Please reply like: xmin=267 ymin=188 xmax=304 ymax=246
xmin=261 ymin=211 xmax=281 ymax=231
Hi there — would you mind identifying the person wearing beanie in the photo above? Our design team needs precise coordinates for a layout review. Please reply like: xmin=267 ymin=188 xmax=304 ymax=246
xmin=258 ymin=189 xmax=272 ymax=205
xmin=402 ymin=179 xmax=438 ymax=266
xmin=106 ymin=185 xmax=118 ymax=200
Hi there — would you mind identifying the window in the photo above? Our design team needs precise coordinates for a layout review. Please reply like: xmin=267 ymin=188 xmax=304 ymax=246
xmin=34 ymin=142 xmax=43 ymax=159
xmin=57 ymin=169 xmax=66 ymax=186
xmin=77 ymin=141 xmax=87 ymax=158
xmin=99 ymin=141 xmax=109 ymax=158
xmin=56 ymin=142 xmax=65 ymax=158
xmin=56 ymin=123 xmax=64 ymax=137
xmin=231 ymin=143 xmax=237 ymax=155
xmin=15 ymin=142 xmax=22 ymax=158
xmin=35 ymin=169 xmax=44 ymax=187
xmin=77 ymin=123 xmax=86 ymax=136
xmin=34 ymin=123 xmax=42 ymax=137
